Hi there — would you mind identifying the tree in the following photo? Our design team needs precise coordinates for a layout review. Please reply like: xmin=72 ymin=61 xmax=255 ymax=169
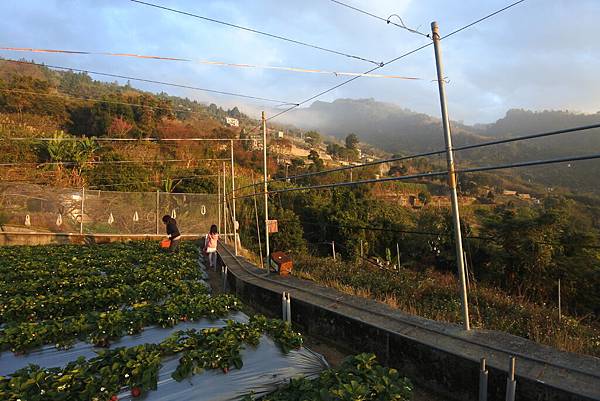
xmin=345 ymin=133 xmax=359 ymax=149
xmin=304 ymin=131 xmax=321 ymax=146
xmin=308 ymin=150 xmax=324 ymax=171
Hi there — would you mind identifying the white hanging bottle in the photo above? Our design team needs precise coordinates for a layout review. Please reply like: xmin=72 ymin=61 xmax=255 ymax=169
xmin=24 ymin=214 xmax=31 ymax=226
xmin=108 ymin=213 xmax=114 ymax=225
xmin=56 ymin=213 xmax=63 ymax=226
xmin=133 ymin=211 xmax=139 ymax=222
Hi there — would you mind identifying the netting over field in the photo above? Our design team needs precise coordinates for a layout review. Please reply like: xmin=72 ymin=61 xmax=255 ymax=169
xmin=0 ymin=183 xmax=218 ymax=235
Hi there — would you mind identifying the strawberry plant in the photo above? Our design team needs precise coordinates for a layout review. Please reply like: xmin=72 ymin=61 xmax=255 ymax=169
xmin=0 ymin=316 xmax=304 ymax=401
xmin=250 ymin=353 xmax=412 ymax=401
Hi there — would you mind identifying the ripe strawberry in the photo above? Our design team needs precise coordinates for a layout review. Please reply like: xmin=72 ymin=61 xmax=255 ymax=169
xmin=222 ymin=367 xmax=229 ymax=374
xmin=110 ymin=395 xmax=118 ymax=401
xmin=131 ymin=387 xmax=141 ymax=397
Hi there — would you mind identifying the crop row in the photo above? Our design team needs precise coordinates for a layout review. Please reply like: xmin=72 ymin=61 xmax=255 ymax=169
xmin=0 ymin=316 xmax=303 ymax=401
xmin=252 ymin=353 xmax=412 ymax=401
xmin=0 ymin=293 xmax=240 ymax=353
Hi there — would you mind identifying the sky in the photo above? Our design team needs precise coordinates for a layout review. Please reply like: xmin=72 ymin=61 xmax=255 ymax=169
xmin=0 ymin=0 xmax=598 ymax=125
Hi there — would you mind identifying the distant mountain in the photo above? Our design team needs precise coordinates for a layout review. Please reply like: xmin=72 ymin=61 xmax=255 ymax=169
xmin=281 ymin=98 xmax=600 ymax=193
xmin=281 ymin=98 xmax=487 ymax=154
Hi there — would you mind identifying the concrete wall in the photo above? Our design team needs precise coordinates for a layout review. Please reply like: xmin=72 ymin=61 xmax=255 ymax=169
xmin=218 ymin=247 xmax=600 ymax=401
xmin=0 ymin=232 xmax=201 ymax=246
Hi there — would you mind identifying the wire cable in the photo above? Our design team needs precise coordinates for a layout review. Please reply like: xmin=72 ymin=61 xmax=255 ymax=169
xmin=251 ymin=0 xmax=527 ymax=133
xmin=233 ymin=151 xmax=600 ymax=199
xmin=128 ymin=0 xmax=383 ymax=66
xmin=0 ymin=158 xmax=229 ymax=167
xmin=0 ymin=47 xmax=421 ymax=80
xmin=236 ymin=120 xmax=600 ymax=193
xmin=87 ymin=173 xmax=219 ymax=189
xmin=327 ymin=0 xmax=430 ymax=38
xmin=0 ymin=59 xmax=298 ymax=105
xmin=0 ymin=136 xmax=253 ymax=142
xmin=0 ymin=88 xmax=206 ymax=116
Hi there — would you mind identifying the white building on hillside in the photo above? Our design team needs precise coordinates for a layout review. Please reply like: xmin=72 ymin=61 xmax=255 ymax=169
xmin=225 ymin=117 xmax=239 ymax=127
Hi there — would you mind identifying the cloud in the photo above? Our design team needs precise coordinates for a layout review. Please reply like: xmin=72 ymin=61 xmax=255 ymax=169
xmin=0 ymin=0 xmax=598 ymax=124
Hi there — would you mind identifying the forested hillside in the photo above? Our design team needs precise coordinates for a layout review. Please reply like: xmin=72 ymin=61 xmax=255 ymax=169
xmin=0 ymin=60 xmax=259 ymax=191
xmin=282 ymin=98 xmax=600 ymax=193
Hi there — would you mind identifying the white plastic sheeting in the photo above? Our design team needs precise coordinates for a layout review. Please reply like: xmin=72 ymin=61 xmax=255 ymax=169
xmin=0 ymin=312 xmax=328 ymax=400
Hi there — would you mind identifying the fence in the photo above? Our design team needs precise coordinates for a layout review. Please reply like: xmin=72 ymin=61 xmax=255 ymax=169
xmin=0 ymin=182 xmax=219 ymax=235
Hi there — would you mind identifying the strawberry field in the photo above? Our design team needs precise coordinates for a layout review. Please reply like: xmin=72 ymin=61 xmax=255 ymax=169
xmin=0 ymin=242 xmax=412 ymax=401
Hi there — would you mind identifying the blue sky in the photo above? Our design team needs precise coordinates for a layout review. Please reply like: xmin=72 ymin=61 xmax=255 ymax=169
xmin=1 ymin=0 xmax=598 ymax=124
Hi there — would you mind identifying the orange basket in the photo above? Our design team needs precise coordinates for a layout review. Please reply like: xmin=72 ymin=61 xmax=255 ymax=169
xmin=160 ymin=239 xmax=171 ymax=248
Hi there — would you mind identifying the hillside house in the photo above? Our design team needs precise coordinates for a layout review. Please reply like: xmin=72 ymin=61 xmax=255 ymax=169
xmin=503 ymin=190 xmax=517 ymax=196
xmin=225 ymin=117 xmax=239 ymax=127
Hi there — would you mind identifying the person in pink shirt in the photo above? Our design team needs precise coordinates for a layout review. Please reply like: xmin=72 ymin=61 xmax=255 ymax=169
xmin=203 ymin=224 xmax=219 ymax=269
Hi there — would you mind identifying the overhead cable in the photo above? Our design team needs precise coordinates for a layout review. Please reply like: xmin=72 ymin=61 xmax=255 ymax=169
xmin=0 ymin=88 xmax=205 ymax=116
xmin=0 ymin=47 xmax=420 ymax=80
xmin=233 ymin=152 xmax=600 ymax=199
xmin=0 ymin=158 xmax=229 ymax=167
xmin=0 ymin=136 xmax=253 ymax=142
xmin=327 ymin=0 xmax=430 ymax=38
xmin=128 ymin=0 xmax=383 ymax=66
xmin=1 ymin=59 xmax=298 ymax=105
xmin=236 ymin=120 xmax=600 ymax=193
xmin=87 ymin=174 xmax=219 ymax=189
xmin=260 ymin=0 xmax=527 ymax=128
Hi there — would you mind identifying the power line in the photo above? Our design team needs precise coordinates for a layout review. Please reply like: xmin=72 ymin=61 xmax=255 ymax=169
xmin=281 ymin=220 xmax=600 ymax=250
xmin=0 ymin=88 xmax=206 ymax=116
xmin=258 ymin=0 xmax=527 ymax=131
xmin=1 ymin=59 xmax=298 ymax=105
xmin=87 ymin=174 xmax=219 ymax=189
xmin=0 ymin=158 xmax=229 ymax=167
xmin=327 ymin=0 xmax=430 ymax=38
xmin=236 ymin=121 xmax=600 ymax=193
xmin=129 ymin=0 xmax=383 ymax=66
xmin=233 ymin=151 xmax=600 ymax=199
xmin=0 ymin=47 xmax=421 ymax=80
xmin=0 ymin=136 xmax=253 ymax=142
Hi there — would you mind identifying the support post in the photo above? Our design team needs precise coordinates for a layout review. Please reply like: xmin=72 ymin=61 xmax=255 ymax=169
xmin=286 ymin=292 xmax=291 ymax=324
xmin=479 ymin=358 xmax=488 ymax=401
xmin=558 ymin=278 xmax=562 ymax=322
xmin=332 ymin=241 xmax=336 ymax=260
xmin=396 ymin=242 xmax=401 ymax=270
xmin=218 ymin=167 xmax=221 ymax=234
xmin=251 ymin=172 xmax=264 ymax=268
xmin=80 ymin=187 xmax=85 ymax=235
xmin=155 ymin=190 xmax=160 ymax=235
xmin=222 ymin=162 xmax=228 ymax=243
xmin=360 ymin=239 xmax=364 ymax=258
xmin=431 ymin=21 xmax=470 ymax=330
xmin=230 ymin=139 xmax=238 ymax=255
xmin=262 ymin=111 xmax=271 ymax=272
xmin=505 ymin=357 xmax=516 ymax=401
xmin=282 ymin=292 xmax=287 ymax=321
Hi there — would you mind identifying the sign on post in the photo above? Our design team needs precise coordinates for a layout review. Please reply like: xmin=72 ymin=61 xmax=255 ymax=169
xmin=267 ymin=219 xmax=278 ymax=233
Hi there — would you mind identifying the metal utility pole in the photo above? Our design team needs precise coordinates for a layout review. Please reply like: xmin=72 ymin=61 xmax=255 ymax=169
xmin=262 ymin=111 xmax=271 ymax=271
xmin=222 ymin=162 xmax=228 ymax=243
xmin=80 ymin=187 xmax=85 ymax=235
xmin=155 ymin=190 xmax=160 ymax=234
xmin=431 ymin=21 xmax=470 ymax=330
xmin=230 ymin=139 xmax=238 ymax=255
xmin=217 ymin=168 xmax=221 ymax=234
xmin=251 ymin=171 xmax=264 ymax=268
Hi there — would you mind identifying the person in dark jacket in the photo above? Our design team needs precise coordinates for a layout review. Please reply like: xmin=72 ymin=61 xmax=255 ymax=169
xmin=162 ymin=215 xmax=181 ymax=252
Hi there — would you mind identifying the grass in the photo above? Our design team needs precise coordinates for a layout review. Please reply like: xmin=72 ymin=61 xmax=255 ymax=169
xmin=293 ymin=254 xmax=600 ymax=358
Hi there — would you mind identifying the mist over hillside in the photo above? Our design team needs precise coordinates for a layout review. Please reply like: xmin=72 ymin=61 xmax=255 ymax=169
xmin=281 ymin=98 xmax=600 ymax=193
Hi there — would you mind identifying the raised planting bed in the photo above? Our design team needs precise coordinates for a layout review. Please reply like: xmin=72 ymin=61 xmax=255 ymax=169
xmin=0 ymin=242 xmax=413 ymax=401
